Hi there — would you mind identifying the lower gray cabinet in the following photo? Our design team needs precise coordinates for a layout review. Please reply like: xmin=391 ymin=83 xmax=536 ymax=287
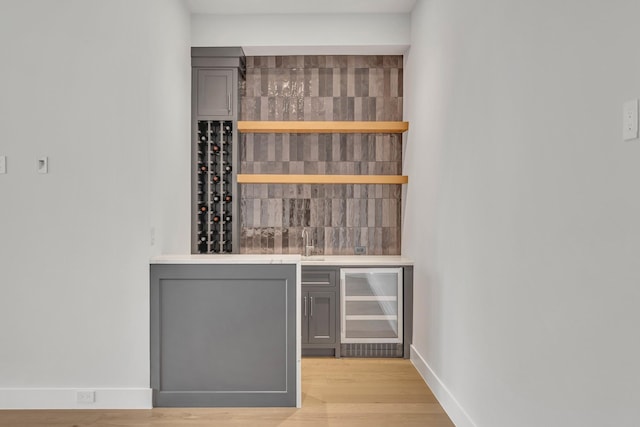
xmin=301 ymin=267 xmax=340 ymax=357
xmin=150 ymin=263 xmax=297 ymax=407
xmin=304 ymin=291 xmax=336 ymax=344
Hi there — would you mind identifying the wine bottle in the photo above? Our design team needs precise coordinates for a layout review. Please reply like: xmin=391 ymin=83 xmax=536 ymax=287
xmin=212 ymin=193 xmax=221 ymax=203
xmin=198 ymin=204 xmax=208 ymax=214
xmin=212 ymin=175 xmax=220 ymax=184
xmin=224 ymin=193 xmax=232 ymax=203
xmin=212 ymin=213 xmax=221 ymax=223
xmin=223 ymin=212 xmax=232 ymax=222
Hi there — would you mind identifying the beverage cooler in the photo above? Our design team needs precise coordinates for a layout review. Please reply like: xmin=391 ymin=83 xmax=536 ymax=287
xmin=340 ymin=268 xmax=403 ymax=344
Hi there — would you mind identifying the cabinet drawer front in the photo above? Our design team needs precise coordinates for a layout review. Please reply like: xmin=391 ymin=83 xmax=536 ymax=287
xmin=301 ymin=269 xmax=336 ymax=287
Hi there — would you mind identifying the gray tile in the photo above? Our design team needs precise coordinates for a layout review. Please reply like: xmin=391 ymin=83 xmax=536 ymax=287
xmin=323 ymin=228 xmax=333 ymax=255
xmin=310 ymin=69 xmax=319 ymax=97
xmin=346 ymin=199 xmax=357 ymax=227
xmin=347 ymin=68 xmax=355 ymax=97
xmin=274 ymin=228 xmax=283 ymax=252
xmin=240 ymin=55 xmax=404 ymax=255
xmin=366 ymin=97 xmax=377 ymax=121
xmin=289 ymin=161 xmax=304 ymax=174
xmin=383 ymin=55 xmax=401 ymax=68
xmin=334 ymin=56 xmax=348 ymax=68
xmin=304 ymin=55 xmax=319 ymax=68
xmin=390 ymin=68 xmax=399 ymax=98
xmin=310 ymin=184 xmax=324 ymax=199
xmin=318 ymin=68 xmax=333 ymax=97
xmin=355 ymin=68 xmax=369 ymax=97
xmin=281 ymin=227 xmax=289 ymax=253
xmin=354 ymin=97 xmax=362 ymax=120
xmin=382 ymin=184 xmax=391 ymax=199
xmin=261 ymin=69 xmax=269 ymax=95
xmin=304 ymin=161 xmax=318 ymax=174
xmin=313 ymin=227 xmax=325 ymax=254
xmin=332 ymin=68 xmax=342 ymax=97
xmin=337 ymin=227 xmax=348 ymax=252
xmin=332 ymin=198 xmax=347 ymax=227
xmin=282 ymin=199 xmax=292 ymax=227
xmin=369 ymin=68 xmax=384 ymax=97
xmin=310 ymin=199 xmax=322 ymax=226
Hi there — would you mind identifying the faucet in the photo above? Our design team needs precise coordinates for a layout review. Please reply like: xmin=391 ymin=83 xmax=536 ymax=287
xmin=301 ymin=228 xmax=313 ymax=257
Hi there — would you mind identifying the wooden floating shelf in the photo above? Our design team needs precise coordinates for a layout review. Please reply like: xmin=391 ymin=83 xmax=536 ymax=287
xmin=237 ymin=121 xmax=409 ymax=134
xmin=237 ymin=174 xmax=409 ymax=185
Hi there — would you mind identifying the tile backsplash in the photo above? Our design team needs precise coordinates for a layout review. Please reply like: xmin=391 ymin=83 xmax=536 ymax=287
xmin=239 ymin=55 xmax=403 ymax=255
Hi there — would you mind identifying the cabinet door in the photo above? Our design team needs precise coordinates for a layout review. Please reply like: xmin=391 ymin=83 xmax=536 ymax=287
xmin=308 ymin=291 xmax=336 ymax=344
xmin=196 ymin=69 xmax=233 ymax=118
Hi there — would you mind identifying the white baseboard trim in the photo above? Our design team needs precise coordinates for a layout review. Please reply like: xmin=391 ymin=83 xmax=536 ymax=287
xmin=410 ymin=345 xmax=477 ymax=427
xmin=0 ymin=387 xmax=152 ymax=409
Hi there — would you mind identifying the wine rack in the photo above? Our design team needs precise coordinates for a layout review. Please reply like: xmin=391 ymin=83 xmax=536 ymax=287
xmin=195 ymin=120 xmax=235 ymax=253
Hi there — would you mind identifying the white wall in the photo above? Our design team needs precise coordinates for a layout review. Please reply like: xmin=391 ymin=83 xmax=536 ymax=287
xmin=404 ymin=0 xmax=640 ymax=426
xmin=0 ymin=0 xmax=190 ymax=409
xmin=191 ymin=13 xmax=410 ymax=55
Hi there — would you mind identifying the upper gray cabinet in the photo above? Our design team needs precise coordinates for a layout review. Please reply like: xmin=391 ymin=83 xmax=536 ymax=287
xmin=191 ymin=47 xmax=245 ymax=121
xmin=196 ymin=68 xmax=234 ymax=118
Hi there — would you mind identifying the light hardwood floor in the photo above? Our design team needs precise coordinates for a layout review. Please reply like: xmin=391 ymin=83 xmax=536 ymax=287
xmin=0 ymin=358 xmax=454 ymax=427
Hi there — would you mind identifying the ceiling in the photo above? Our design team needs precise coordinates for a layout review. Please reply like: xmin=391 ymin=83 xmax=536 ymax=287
xmin=185 ymin=0 xmax=416 ymax=15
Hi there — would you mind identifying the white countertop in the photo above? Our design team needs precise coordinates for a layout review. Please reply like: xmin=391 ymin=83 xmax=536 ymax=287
xmin=150 ymin=254 xmax=413 ymax=266
xmin=300 ymin=255 xmax=413 ymax=266
xmin=150 ymin=254 xmax=302 ymax=264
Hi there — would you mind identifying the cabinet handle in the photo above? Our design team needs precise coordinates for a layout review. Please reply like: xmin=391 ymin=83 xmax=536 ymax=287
xmin=228 ymin=94 xmax=231 ymax=112
xmin=310 ymin=296 xmax=313 ymax=317
xmin=304 ymin=296 xmax=307 ymax=317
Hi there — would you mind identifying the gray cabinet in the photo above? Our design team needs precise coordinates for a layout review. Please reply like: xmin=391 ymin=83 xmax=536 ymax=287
xmin=305 ymin=291 xmax=336 ymax=344
xmin=301 ymin=267 xmax=340 ymax=357
xmin=195 ymin=68 xmax=234 ymax=118
xmin=150 ymin=263 xmax=297 ymax=407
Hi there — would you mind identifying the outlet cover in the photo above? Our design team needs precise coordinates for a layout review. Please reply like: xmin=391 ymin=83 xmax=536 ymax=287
xmin=37 ymin=157 xmax=48 ymax=174
xmin=623 ymin=99 xmax=638 ymax=140
xmin=77 ymin=390 xmax=95 ymax=403
xmin=355 ymin=246 xmax=366 ymax=255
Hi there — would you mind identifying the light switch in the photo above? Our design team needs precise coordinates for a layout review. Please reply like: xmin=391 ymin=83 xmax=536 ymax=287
xmin=38 ymin=157 xmax=48 ymax=174
xmin=623 ymin=99 xmax=638 ymax=140
xmin=0 ymin=156 xmax=6 ymax=174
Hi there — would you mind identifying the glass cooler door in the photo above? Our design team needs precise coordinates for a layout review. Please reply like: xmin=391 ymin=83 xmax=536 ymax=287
xmin=340 ymin=268 xmax=403 ymax=343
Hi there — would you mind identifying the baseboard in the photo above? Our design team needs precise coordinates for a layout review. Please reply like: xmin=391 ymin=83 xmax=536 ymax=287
xmin=410 ymin=345 xmax=477 ymax=427
xmin=0 ymin=387 xmax=152 ymax=409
